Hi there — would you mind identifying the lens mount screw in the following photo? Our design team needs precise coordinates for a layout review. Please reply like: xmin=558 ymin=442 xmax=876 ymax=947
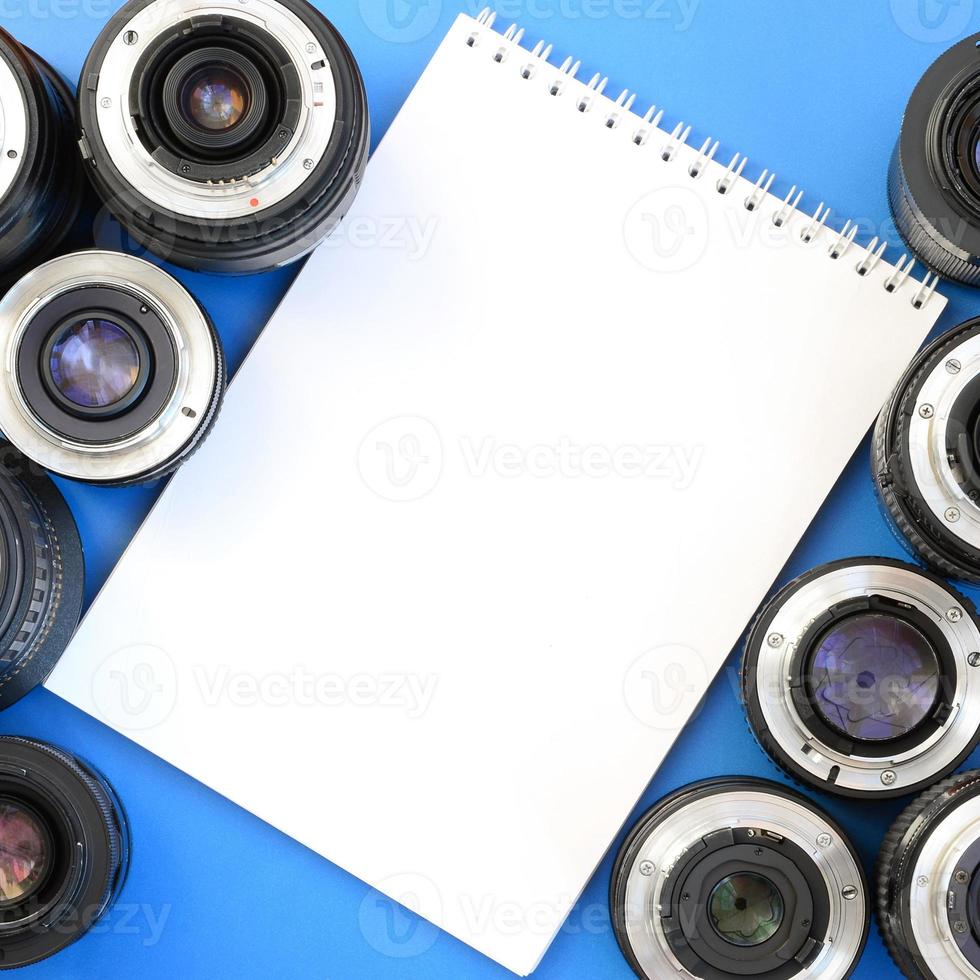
xmin=956 ymin=869 xmax=970 ymax=884
xmin=946 ymin=508 xmax=962 ymax=524
xmin=955 ymin=921 xmax=969 ymax=934
xmin=123 ymin=30 xmax=138 ymax=45
xmin=948 ymin=606 xmax=964 ymax=621
xmin=303 ymin=159 xmax=315 ymax=171
xmin=919 ymin=403 xmax=935 ymax=419
xmin=918 ymin=875 xmax=930 ymax=887
xmin=970 ymin=652 xmax=980 ymax=667
xmin=816 ymin=833 xmax=832 ymax=848
xmin=638 ymin=861 xmax=654 ymax=876
xmin=100 ymin=97 xmax=112 ymax=109
xmin=947 ymin=359 xmax=962 ymax=374
xmin=766 ymin=633 xmax=783 ymax=648
xmin=881 ymin=770 xmax=897 ymax=786
xmin=842 ymin=886 xmax=858 ymax=901
xmin=305 ymin=42 xmax=316 ymax=53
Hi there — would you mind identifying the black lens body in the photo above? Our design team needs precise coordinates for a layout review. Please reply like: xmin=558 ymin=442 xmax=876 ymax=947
xmin=742 ymin=558 xmax=979 ymax=798
xmin=0 ymin=737 xmax=128 ymax=969
xmin=874 ymin=317 xmax=980 ymax=583
xmin=610 ymin=778 xmax=869 ymax=980
xmin=0 ymin=30 xmax=85 ymax=294
xmin=78 ymin=0 xmax=370 ymax=274
xmin=878 ymin=770 xmax=980 ymax=980
xmin=0 ymin=445 xmax=82 ymax=709
xmin=890 ymin=33 xmax=980 ymax=285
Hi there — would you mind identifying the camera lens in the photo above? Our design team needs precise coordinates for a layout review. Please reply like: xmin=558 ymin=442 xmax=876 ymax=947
xmin=0 ymin=444 xmax=83 ymax=710
xmin=890 ymin=34 xmax=980 ymax=285
xmin=877 ymin=769 xmax=980 ymax=979
xmin=0 ymin=250 xmax=225 ymax=485
xmin=77 ymin=0 xmax=370 ymax=274
xmin=0 ymin=28 xmax=84 ymax=292
xmin=742 ymin=557 xmax=980 ymax=798
xmin=874 ymin=317 xmax=980 ymax=583
xmin=610 ymin=777 xmax=868 ymax=980
xmin=0 ymin=737 xmax=128 ymax=970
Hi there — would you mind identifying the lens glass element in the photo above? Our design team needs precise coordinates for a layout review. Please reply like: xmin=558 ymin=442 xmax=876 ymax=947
xmin=0 ymin=801 xmax=48 ymax=905
xmin=182 ymin=67 xmax=248 ymax=132
xmin=808 ymin=613 xmax=941 ymax=743
xmin=48 ymin=319 xmax=141 ymax=409
xmin=708 ymin=872 xmax=784 ymax=947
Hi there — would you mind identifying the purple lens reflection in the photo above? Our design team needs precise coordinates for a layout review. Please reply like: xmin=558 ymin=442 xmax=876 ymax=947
xmin=0 ymin=801 xmax=48 ymax=904
xmin=807 ymin=612 xmax=941 ymax=742
xmin=48 ymin=319 xmax=140 ymax=409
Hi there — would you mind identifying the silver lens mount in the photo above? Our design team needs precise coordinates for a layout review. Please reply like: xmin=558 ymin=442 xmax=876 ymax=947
xmin=879 ymin=771 xmax=980 ymax=980
xmin=0 ymin=250 xmax=224 ymax=485
xmin=78 ymin=0 xmax=369 ymax=274
xmin=611 ymin=778 xmax=868 ymax=980
xmin=743 ymin=558 xmax=980 ymax=798
xmin=875 ymin=317 xmax=980 ymax=584
xmin=0 ymin=50 xmax=27 ymax=205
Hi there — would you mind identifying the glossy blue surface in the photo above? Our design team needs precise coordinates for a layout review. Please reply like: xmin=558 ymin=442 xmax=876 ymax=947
xmin=2 ymin=1 xmax=979 ymax=976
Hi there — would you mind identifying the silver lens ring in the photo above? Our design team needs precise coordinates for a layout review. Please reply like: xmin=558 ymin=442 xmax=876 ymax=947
xmin=78 ymin=0 xmax=369 ymax=273
xmin=0 ymin=250 xmax=224 ymax=485
xmin=875 ymin=317 xmax=980 ymax=584
xmin=743 ymin=558 xmax=980 ymax=798
xmin=0 ymin=50 xmax=27 ymax=204
xmin=611 ymin=778 xmax=868 ymax=980
xmin=878 ymin=771 xmax=980 ymax=980
xmin=92 ymin=0 xmax=334 ymax=220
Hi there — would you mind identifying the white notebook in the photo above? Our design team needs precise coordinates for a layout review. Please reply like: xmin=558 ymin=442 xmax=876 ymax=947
xmin=48 ymin=9 xmax=947 ymax=976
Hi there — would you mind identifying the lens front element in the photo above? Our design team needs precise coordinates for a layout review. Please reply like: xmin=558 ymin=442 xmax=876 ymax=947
xmin=48 ymin=318 xmax=141 ymax=410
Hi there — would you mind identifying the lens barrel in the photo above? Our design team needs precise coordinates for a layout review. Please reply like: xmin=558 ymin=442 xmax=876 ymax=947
xmin=742 ymin=558 xmax=980 ymax=798
xmin=0 ymin=737 xmax=128 ymax=969
xmin=0 ymin=28 xmax=85 ymax=293
xmin=610 ymin=777 xmax=868 ymax=980
xmin=77 ymin=0 xmax=369 ymax=274
xmin=878 ymin=770 xmax=980 ymax=980
xmin=0 ymin=250 xmax=225 ymax=486
xmin=890 ymin=33 xmax=980 ymax=285
xmin=0 ymin=445 xmax=83 ymax=710
xmin=874 ymin=317 xmax=980 ymax=583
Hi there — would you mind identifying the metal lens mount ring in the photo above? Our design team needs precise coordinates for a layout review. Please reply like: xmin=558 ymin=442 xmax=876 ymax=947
xmin=742 ymin=557 xmax=980 ymax=798
xmin=878 ymin=771 xmax=980 ymax=980
xmin=875 ymin=317 xmax=980 ymax=584
xmin=610 ymin=778 xmax=868 ymax=980
xmin=0 ymin=28 xmax=84 ymax=289
xmin=78 ymin=0 xmax=369 ymax=273
xmin=0 ymin=250 xmax=224 ymax=485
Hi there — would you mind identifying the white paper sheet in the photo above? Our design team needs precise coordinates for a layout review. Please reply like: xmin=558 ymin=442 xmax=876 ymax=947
xmin=47 ymin=11 xmax=946 ymax=975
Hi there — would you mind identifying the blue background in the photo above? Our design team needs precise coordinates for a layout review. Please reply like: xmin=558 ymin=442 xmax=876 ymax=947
xmin=1 ymin=0 xmax=978 ymax=976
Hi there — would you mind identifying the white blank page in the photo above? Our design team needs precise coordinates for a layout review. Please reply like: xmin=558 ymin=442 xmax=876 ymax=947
xmin=47 ymin=12 xmax=946 ymax=975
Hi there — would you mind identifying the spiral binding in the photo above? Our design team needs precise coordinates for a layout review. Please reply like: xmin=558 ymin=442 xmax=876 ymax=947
xmin=466 ymin=7 xmax=942 ymax=311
